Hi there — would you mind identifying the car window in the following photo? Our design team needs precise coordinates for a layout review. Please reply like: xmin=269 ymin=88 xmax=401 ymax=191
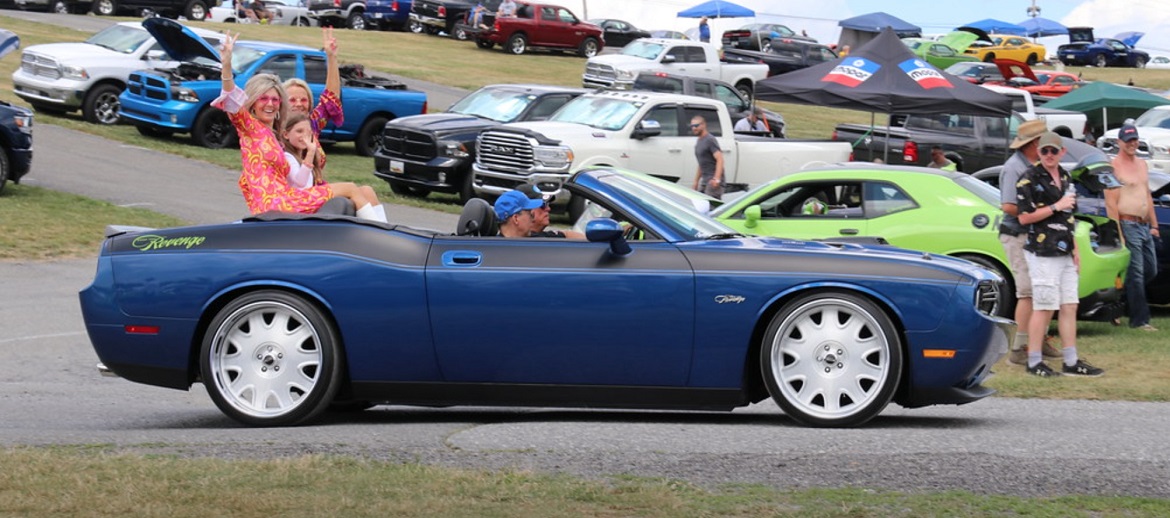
xmin=642 ymin=105 xmax=680 ymax=136
xmin=86 ymin=24 xmax=152 ymax=55
xmin=555 ymin=8 xmax=576 ymax=24
xmin=713 ymin=84 xmax=747 ymax=111
xmin=684 ymin=106 xmax=722 ymax=136
xmin=694 ymin=81 xmax=713 ymax=97
xmin=633 ymin=74 xmax=684 ymax=93
xmin=526 ymin=94 xmax=573 ymax=121
xmin=863 ymin=182 xmax=918 ymax=217
xmin=751 ymin=181 xmax=864 ymax=219
xmin=256 ymin=54 xmax=298 ymax=82
xmin=303 ymin=55 xmax=327 ymax=84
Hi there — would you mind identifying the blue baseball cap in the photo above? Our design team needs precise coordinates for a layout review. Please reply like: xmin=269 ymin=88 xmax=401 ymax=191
xmin=493 ymin=190 xmax=544 ymax=221
xmin=1119 ymin=124 xmax=1139 ymax=142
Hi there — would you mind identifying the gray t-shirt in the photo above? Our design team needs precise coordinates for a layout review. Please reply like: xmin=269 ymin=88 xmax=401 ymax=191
xmin=998 ymin=150 xmax=1032 ymax=235
xmin=695 ymin=133 xmax=720 ymax=179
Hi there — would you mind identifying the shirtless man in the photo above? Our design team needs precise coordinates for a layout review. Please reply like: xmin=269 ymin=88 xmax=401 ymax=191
xmin=1105 ymin=124 xmax=1161 ymax=331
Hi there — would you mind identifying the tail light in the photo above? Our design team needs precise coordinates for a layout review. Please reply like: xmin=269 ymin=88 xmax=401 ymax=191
xmin=333 ymin=0 xmax=340 ymax=7
xmin=831 ymin=129 xmax=838 ymax=140
xmin=391 ymin=0 xmax=398 ymax=11
xmin=903 ymin=140 xmax=919 ymax=163
xmin=421 ymin=100 xmax=428 ymax=114
xmin=438 ymin=6 xmax=446 ymax=17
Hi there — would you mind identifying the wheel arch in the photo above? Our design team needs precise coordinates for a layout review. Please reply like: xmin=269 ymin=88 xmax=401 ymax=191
xmin=87 ymin=78 xmax=128 ymax=97
xmin=187 ymin=282 xmax=344 ymax=384
xmin=740 ymin=284 xmax=910 ymax=404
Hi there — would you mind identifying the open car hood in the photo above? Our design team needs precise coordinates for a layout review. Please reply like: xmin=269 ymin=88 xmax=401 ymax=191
xmin=955 ymin=26 xmax=993 ymax=43
xmin=994 ymin=59 xmax=1039 ymax=83
xmin=1151 ymin=171 xmax=1170 ymax=199
xmin=142 ymin=17 xmax=219 ymax=64
xmin=1067 ymin=27 xmax=1094 ymax=43
xmin=938 ymin=31 xmax=979 ymax=53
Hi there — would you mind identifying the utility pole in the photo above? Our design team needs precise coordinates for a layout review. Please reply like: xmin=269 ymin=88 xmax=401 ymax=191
xmin=1027 ymin=0 xmax=1040 ymax=18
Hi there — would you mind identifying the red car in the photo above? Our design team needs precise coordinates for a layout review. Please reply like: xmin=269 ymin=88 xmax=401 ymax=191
xmin=474 ymin=2 xmax=603 ymax=57
xmin=994 ymin=59 xmax=1086 ymax=98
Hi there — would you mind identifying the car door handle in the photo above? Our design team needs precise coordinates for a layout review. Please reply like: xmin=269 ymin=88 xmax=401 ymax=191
xmin=441 ymin=251 xmax=483 ymax=267
xmin=839 ymin=228 xmax=859 ymax=235
xmin=668 ymin=148 xmax=682 ymax=153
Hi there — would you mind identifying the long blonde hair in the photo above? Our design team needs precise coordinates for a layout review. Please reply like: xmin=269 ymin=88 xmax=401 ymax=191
xmin=243 ymin=73 xmax=288 ymax=128
xmin=281 ymin=112 xmax=324 ymax=185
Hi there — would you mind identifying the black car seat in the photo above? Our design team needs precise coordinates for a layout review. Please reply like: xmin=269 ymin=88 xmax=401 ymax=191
xmin=456 ymin=198 xmax=497 ymax=236
xmin=316 ymin=197 xmax=356 ymax=216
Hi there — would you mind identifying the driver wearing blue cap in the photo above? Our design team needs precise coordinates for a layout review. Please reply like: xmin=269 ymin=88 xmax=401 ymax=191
xmin=493 ymin=190 xmax=545 ymax=237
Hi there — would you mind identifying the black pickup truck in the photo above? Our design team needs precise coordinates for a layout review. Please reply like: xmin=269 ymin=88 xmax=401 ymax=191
xmin=0 ymin=99 xmax=34 ymax=194
xmin=308 ymin=0 xmax=367 ymax=30
xmin=373 ymin=83 xmax=584 ymax=202
xmin=833 ymin=112 xmax=1025 ymax=172
xmin=410 ymin=0 xmax=500 ymax=39
xmin=631 ymin=72 xmax=786 ymax=138
xmin=723 ymin=39 xmax=838 ymax=76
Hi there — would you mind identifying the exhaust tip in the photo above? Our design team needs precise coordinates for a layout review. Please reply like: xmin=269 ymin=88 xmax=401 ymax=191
xmin=97 ymin=362 xmax=119 ymax=378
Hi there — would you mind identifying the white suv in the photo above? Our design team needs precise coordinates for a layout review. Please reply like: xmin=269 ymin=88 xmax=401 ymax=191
xmin=12 ymin=21 xmax=222 ymax=125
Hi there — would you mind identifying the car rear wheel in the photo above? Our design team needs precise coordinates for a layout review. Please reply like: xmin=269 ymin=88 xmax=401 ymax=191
xmin=409 ymin=19 xmax=424 ymax=33
xmin=578 ymin=37 xmax=599 ymax=57
xmin=293 ymin=16 xmax=312 ymax=27
xmin=356 ymin=115 xmax=389 ymax=157
xmin=508 ymin=33 xmax=528 ymax=55
xmin=201 ymin=290 xmax=343 ymax=427
xmin=476 ymin=39 xmax=493 ymax=49
xmin=760 ymin=291 xmax=902 ymax=427
xmin=192 ymin=108 xmax=238 ymax=149
xmin=185 ymin=0 xmax=207 ymax=21
xmin=51 ymin=0 xmax=71 ymax=14
xmin=347 ymin=10 xmax=366 ymax=30
xmin=983 ymin=53 xmax=996 ymax=63
xmin=91 ymin=0 xmax=116 ymax=15
xmin=1026 ymin=53 xmax=1038 ymax=66
xmin=1095 ymin=54 xmax=1108 ymax=68
xmin=82 ymin=84 xmax=122 ymax=125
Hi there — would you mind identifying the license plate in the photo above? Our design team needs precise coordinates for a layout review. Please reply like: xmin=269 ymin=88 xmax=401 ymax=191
xmin=374 ymin=13 xmax=382 ymax=18
xmin=390 ymin=160 xmax=404 ymax=174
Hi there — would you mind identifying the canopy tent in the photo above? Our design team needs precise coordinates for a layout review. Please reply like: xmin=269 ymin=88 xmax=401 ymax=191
xmin=757 ymin=27 xmax=1012 ymax=116
xmin=0 ymin=30 xmax=18 ymax=60
xmin=756 ymin=27 xmax=1012 ymax=162
xmin=960 ymin=18 xmax=1027 ymax=36
xmin=836 ymin=12 xmax=920 ymax=50
xmin=676 ymin=0 xmax=754 ymax=18
xmin=1017 ymin=17 xmax=1067 ymax=37
xmin=1043 ymin=81 xmax=1170 ymax=132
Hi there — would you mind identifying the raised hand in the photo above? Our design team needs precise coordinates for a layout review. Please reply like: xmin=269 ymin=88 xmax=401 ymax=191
xmin=322 ymin=27 xmax=337 ymax=58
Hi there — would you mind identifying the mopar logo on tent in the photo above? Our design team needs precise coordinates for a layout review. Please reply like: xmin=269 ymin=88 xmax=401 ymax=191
xmin=898 ymin=59 xmax=954 ymax=90
xmin=822 ymin=57 xmax=880 ymax=88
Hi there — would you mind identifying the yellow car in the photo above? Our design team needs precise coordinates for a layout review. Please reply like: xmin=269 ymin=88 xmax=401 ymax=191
xmin=965 ymin=35 xmax=1046 ymax=65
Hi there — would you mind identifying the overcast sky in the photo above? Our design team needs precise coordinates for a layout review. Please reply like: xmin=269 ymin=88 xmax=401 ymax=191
xmin=570 ymin=0 xmax=1169 ymax=56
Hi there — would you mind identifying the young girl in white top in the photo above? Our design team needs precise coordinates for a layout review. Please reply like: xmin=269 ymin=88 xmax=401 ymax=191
xmin=281 ymin=112 xmax=386 ymax=222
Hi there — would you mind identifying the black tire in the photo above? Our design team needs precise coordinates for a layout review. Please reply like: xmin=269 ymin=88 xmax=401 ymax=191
xmin=51 ymin=0 xmax=71 ymax=14
xmin=293 ymin=16 xmax=312 ymax=27
xmin=457 ymin=171 xmax=475 ymax=204
xmin=1026 ymin=53 xmax=1038 ymax=66
xmin=735 ymin=81 xmax=753 ymax=101
xmin=982 ymin=53 xmax=995 ymax=63
xmin=82 ymin=84 xmax=122 ymax=125
xmin=192 ymin=108 xmax=238 ymax=149
xmin=578 ymin=37 xmax=599 ymax=58
xmin=409 ymin=19 xmax=424 ymax=33
xmin=476 ymin=39 xmax=493 ymax=49
xmin=1135 ymin=56 xmax=1147 ymax=68
xmin=388 ymin=178 xmax=431 ymax=198
xmin=760 ymin=291 xmax=903 ymax=427
xmin=1095 ymin=53 xmax=1108 ymax=68
xmin=185 ymin=0 xmax=207 ymax=20
xmin=200 ymin=290 xmax=343 ymax=427
xmin=91 ymin=0 xmax=116 ymax=15
xmin=760 ymin=38 xmax=770 ymax=51
xmin=453 ymin=26 xmax=469 ymax=40
xmin=346 ymin=10 xmax=365 ymax=30
xmin=355 ymin=115 xmax=389 ymax=157
xmin=956 ymin=254 xmax=1014 ymax=318
xmin=135 ymin=124 xmax=174 ymax=138
xmin=0 ymin=149 xmax=9 ymax=195
xmin=507 ymin=33 xmax=527 ymax=55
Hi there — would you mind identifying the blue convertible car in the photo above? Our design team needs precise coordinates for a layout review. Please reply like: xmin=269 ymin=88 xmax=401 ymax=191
xmin=80 ymin=168 xmax=1013 ymax=428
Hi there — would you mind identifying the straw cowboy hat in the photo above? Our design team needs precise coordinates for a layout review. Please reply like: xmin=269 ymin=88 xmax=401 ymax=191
xmin=1010 ymin=119 xmax=1048 ymax=149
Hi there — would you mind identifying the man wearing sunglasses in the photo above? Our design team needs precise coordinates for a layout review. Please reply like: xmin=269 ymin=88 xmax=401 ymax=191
xmin=690 ymin=115 xmax=725 ymax=200
xmin=1016 ymin=132 xmax=1105 ymax=378
xmin=517 ymin=184 xmax=584 ymax=239
xmin=493 ymin=190 xmax=544 ymax=238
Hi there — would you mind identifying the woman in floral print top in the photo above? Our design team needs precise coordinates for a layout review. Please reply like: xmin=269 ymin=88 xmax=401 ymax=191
xmin=213 ymin=31 xmax=386 ymax=222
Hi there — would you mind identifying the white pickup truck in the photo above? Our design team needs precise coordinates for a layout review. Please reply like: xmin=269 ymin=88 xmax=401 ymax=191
xmin=472 ymin=90 xmax=852 ymax=218
xmin=582 ymin=38 xmax=768 ymax=98
xmin=981 ymin=84 xmax=1087 ymax=138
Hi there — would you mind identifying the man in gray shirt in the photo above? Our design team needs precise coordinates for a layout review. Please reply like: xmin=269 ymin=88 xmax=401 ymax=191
xmin=691 ymin=115 xmax=724 ymax=199
xmin=1000 ymin=119 xmax=1060 ymax=365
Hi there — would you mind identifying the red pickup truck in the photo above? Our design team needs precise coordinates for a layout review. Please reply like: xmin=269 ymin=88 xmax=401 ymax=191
xmin=474 ymin=2 xmax=603 ymax=57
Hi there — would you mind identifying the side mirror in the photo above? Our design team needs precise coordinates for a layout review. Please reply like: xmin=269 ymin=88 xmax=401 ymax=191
xmin=585 ymin=218 xmax=632 ymax=256
xmin=661 ymin=54 xmax=676 ymax=64
xmin=631 ymin=119 xmax=662 ymax=140
xmin=744 ymin=205 xmax=761 ymax=229
xmin=145 ymin=50 xmax=168 ymax=61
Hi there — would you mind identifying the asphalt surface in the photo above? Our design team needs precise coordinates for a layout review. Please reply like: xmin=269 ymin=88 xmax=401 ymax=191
xmin=3 ymin=11 xmax=1170 ymax=499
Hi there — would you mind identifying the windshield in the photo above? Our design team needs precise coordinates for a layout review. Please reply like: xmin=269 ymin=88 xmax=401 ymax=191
xmin=1134 ymin=108 xmax=1170 ymax=130
xmin=954 ymin=175 xmax=1002 ymax=207
xmin=230 ymin=46 xmax=268 ymax=74
xmin=448 ymin=88 xmax=538 ymax=122
xmin=620 ymin=40 xmax=665 ymax=60
xmin=86 ymin=25 xmax=151 ymax=55
xmin=594 ymin=173 xmax=735 ymax=240
xmin=549 ymin=96 xmax=641 ymax=131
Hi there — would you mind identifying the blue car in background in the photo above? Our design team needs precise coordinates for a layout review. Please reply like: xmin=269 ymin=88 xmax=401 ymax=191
xmin=365 ymin=0 xmax=412 ymax=31
xmin=0 ymin=99 xmax=34 ymax=194
xmin=79 ymin=167 xmax=1013 ymax=429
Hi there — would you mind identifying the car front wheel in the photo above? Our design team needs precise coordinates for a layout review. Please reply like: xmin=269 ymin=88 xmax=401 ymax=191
xmin=356 ymin=115 xmax=390 ymax=157
xmin=185 ymin=0 xmax=207 ymax=21
xmin=91 ymin=0 xmax=116 ymax=15
xmin=1095 ymin=54 xmax=1108 ymax=68
xmin=578 ymin=37 xmax=599 ymax=57
xmin=201 ymin=291 xmax=343 ymax=427
xmin=192 ymin=108 xmax=238 ymax=149
xmin=82 ymin=84 xmax=122 ymax=125
xmin=347 ymin=10 xmax=366 ymax=30
xmin=760 ymin=291 xmax=902 ymax=427
xmin=51 ymin=0 xmax=71 ymax=13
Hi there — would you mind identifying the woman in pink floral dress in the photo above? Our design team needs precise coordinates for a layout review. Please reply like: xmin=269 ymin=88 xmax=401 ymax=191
xmin=213 ymin=31 xmax=386 ymax=222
